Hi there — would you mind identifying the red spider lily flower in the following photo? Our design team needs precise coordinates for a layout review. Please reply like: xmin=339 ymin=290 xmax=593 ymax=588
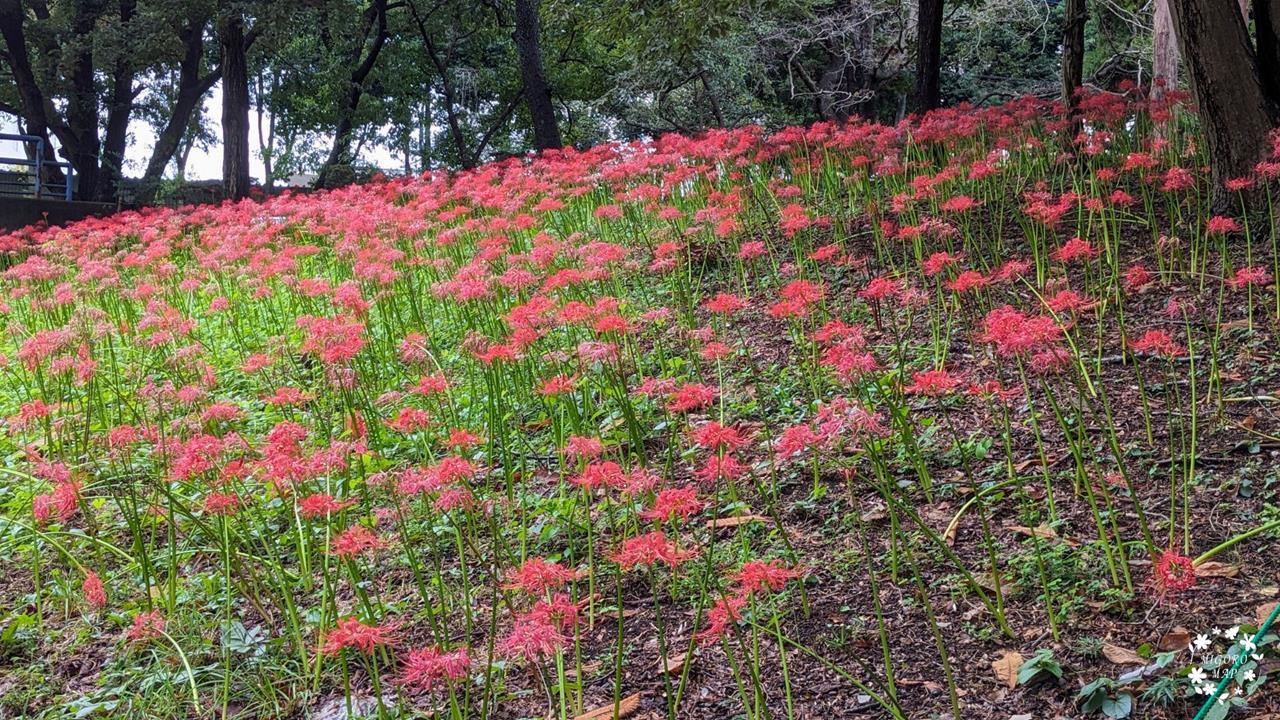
xmin=1224 ymin=176 xmax=1255 ymax=192
xmin=399 ymin=645 xmax=470 ymax=692
xmin=819 ymin=341 xmax=879 ymax=383
xmin=618 ymin=467 xmax=661 ymax=496
xmin=1052 ymin=236 xmax=1099 ymax=263
xmin=639 ymin=486 xmax=704 ymax=523
xmin=297 ymin=493 xmax=355 ymax=519
xmin=32 ymin=479 xmax=81 ymax=525
xmin=1044 ymin=288 xmax=1094 ymax=314
xmin=126 ymin=610 xmax=167 ymax=642
xmin=501 ymin=615 xmax=567 ymax=661
xmin=1153 ymin=550 xmax=1197 ymax=594
xmin=775 ymin=424 xmax=820 ymax=458
xmin=297 ymin=314 xmax=366 ymax=364
xmin=1205 ymin=215 xmax=1241 ymax=235
xmin=812 ymin=319 xmax=865 ymax=346
xmin=699 ymin=341 xmax=733 ymax=361
xmin=922 ymin=251 xmax=962 ymax=276
xmin=737 ymin=241 xmax=767 ymax=259
xmin=563 ymin=435 xmax=604 ymax=461
xmin=703 ymin=292 xmax=747 ymax=315
xmin=991 ymin=258 xmax=1031 ymax=284
xmin=506 ymin=558 xmax=580 ymax=595
xmin=939 ymin=195 xmax=980 ymax=213
xmin=538 ymin=374 xmax=578 ymax=397
xmin=198 ymin=399 xmax=243 ymax=422
xmin=980 ymin=305 xmax=1063 ymax=357
xmin=330 ymin=525 xmax=389 ymax=557
xmin=612 ymin=531 xmax=698 ymax=570
xmin=691 ymin=421 xmax=748 ymax=451
xmin=446 ymin=428 xmax=483 ymax=448
xmin=1123 ymin=264 xmax=1153 ymax=292
xmin=906 ymin=369 xmax=963 ymax=396
xmin=203 ymin=492 xmax=241 ymax=516
xmin=410 ymin=373 xmax=451 ymax=396
xmin=696 ymin=594 xmax=747 ymax=643
xmin=433 ymin=486 xmax=475 ymax=512
xmin=966 ymin=380 xmax=1021 ymax=403
xmin=666 ymin=382 xmax=717 ymax=413
xmin=529 ymin=592 xmax=586 ymax=631
xmin=570 ymin=460 xmax=624 ymax=490
xmin=82 ymin=571 xmax=107 ymax=610
xmin=322 ymin=617 xmax=398 ymax=655
xmin=1130 ymin=329 xmax=1185 ymax=357
xmin=263 ymin=386 xmax=313 ymax=407
xmin=632 ymin=376 xmax=677 ymax=398
xmin=945 ymin=270 xmax=989 ymax=293
xmin=858 ymin=276 xmax=902 ymax=302
xmin=733 ymin=560 xmax=801 ymax=596
xmin=1228 ymin=266 xmax=1271 ymax=289
xmin=694 ymin=453 xmax=748 ymax=486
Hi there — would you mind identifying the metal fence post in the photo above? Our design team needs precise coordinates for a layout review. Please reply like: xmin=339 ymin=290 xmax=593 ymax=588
xmin=34 ymin=139 xmax=43 ymax=198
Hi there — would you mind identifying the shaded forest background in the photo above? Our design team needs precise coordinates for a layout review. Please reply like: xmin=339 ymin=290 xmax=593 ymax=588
xmin=1 ymin=0 xmax=1277 ymax=207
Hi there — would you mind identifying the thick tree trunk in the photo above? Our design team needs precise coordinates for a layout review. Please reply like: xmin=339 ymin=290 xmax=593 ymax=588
xmin=1256 ymin=0 xmax=1280 ymax=101
xmin=512 ymin=0 xmax=562 ymax=151
xmin=137 ymin=18 xmax=219 ymax=205
xmin=66 ymin=0 xmax=106 ymax=200
xmin=1061 ymin=0 xmax=1086 ymax=111
xmin=99 ymin=0 xmax=138 ymax=203
xmin=316 ymin=0 xmax=390 ymax=188
xmin=1169 ymin=0 xmax=1279 ymax=208
xmin=219 ymin=11 xmax=252 ymax=200
xmin=0 ymin=0 xmax=64 ymax=187
xmin=913 ymin=0 xmax=944 ymax=112
xmin=1152 ymin=0 xmax=1179 ymax=100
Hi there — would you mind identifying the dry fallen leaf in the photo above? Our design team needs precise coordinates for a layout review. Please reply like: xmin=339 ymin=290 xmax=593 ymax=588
xmin=1158 ymin=627 xmax=1191 ymax=652
xmin=991 ymin=650 xmax=1024 ymax=689
xmin=1194 ymin=561 xmax=1240 ymax=578
xmin=1102 ymin=643 xmax=1145 ymax=665
xmin=1257 ymin=602 xmax=1279 ymax=627
xmin=658 ymin=652 xmax=690 ymax=675
xmin=706 ymin=514 xmax=769 ymax=529
xmin=574 ymin=693 xmax=641 ymax=720
xmin=1008 ymin=524 xmax=1079 ymax=547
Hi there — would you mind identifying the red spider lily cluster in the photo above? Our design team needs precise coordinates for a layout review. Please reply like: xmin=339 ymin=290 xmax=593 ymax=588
xmin=2 ymin=89 xmax=1277 ymax=718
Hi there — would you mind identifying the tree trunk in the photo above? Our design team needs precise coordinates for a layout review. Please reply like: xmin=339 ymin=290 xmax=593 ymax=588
xmin=316 ymin=0 xmax=390 ymax=188
xmin=1256 ymin=0 xmax=1280 ymax=101
xmin=1061 ymin=0 xmax=1086 ymax=111
xmin=99 ymin=0 xmax=138 ymax=203
xmin=219 ymin=11 xmax=252 ymax=200
xmin=137 ymin=17 xmax=219 ymax=205
xmin=1169 ymin=0 xmax=1279 ymax=208
xmin=1152 ymin=0 xmax=1179 ymax=100
xmin=0 ymin=0 xmax=64 ymax=187
xmin=512 ymin=0 xmax=562 ymax=151
xmin=913 ymin=0 xmax=944 ymax=112
xmin=66 ymin=0 xmax=106 ymax=200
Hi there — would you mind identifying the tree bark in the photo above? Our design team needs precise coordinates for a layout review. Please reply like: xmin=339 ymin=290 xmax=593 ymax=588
xmin=512 ymin=0 xmax=562 ymax=151
xmin=218 ymin=10 xmax=252 ymax=200
xmin=99 ymin=0 xmax=138 ymax=202
xmin=1061 ymin=0 xmax=1086 ymax=111
xmin=1169 ymin=0 xmax=1279 ymax=208
xmin=913 ymin=0 xmax=943 ymax=112
xmin=316 ymin=0 xmax=390 ymax=187
xmin=1152 ymin=0 xmax=1179 ymax=100
xmin=0 ymin=0 xmax=64 ymax=187
xmin=1256 ymin=0 xmax=1280 ymax=101
xmin=137 ymin=17 xmax=220 ymax=205
xmin=65 ymin=0 xmax=107 ymax=200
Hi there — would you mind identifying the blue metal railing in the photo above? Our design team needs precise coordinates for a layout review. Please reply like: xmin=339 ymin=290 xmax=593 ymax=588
xmin=0 ymin=133 xmax=75 ymax=200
